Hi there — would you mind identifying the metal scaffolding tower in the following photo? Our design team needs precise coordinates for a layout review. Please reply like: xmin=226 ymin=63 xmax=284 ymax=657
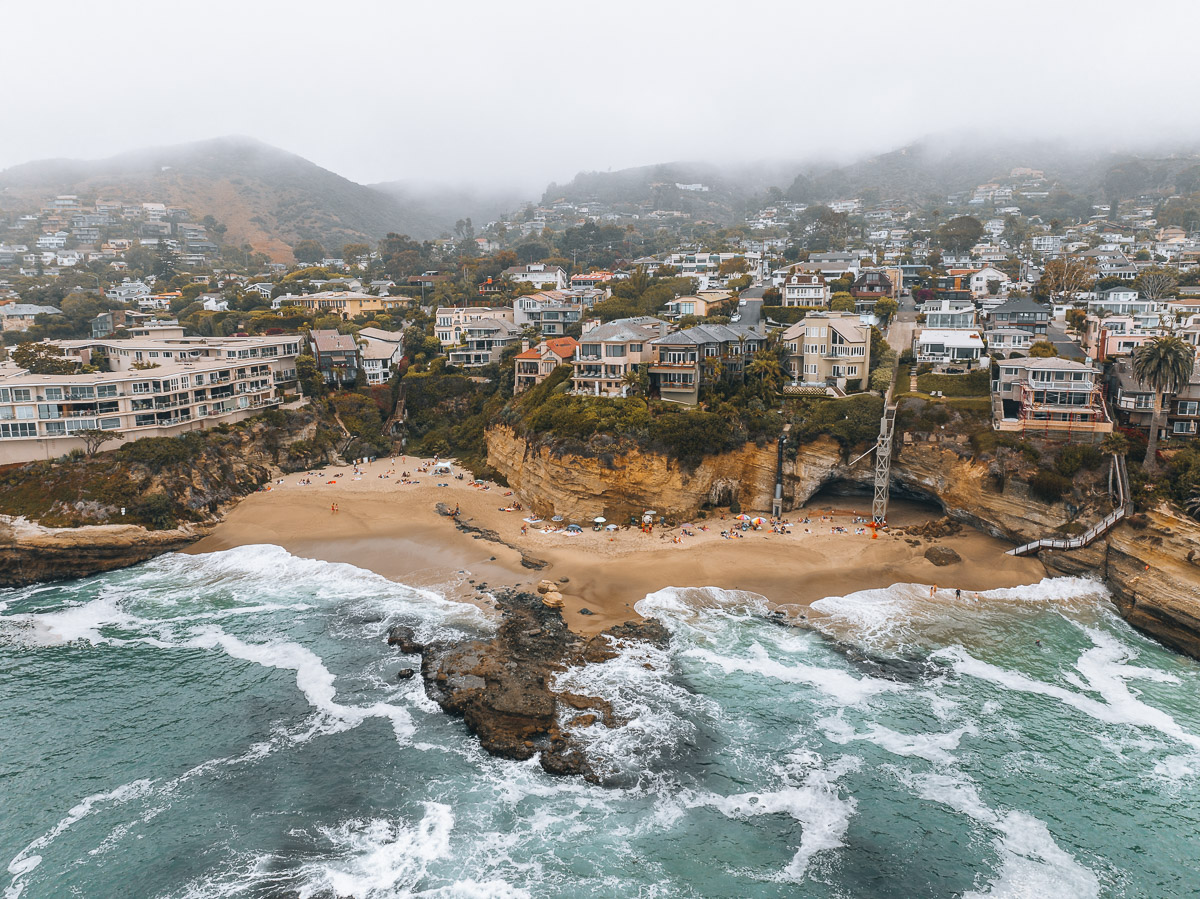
xmin=873 ymin=404 xmax=897 ymax=526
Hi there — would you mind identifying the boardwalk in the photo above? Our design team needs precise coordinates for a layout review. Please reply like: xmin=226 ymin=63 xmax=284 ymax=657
xmin=1007 ymin=455 xmax=1132 ymax=556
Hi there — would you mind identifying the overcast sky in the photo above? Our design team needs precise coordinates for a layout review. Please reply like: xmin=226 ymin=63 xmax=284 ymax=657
xmin=4 ymin=0 xmax=1199 ymax=191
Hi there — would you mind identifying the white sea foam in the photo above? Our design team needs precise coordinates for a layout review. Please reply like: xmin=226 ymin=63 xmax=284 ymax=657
xmin=935 ymin=627 xmax=1200 ymax=752
xmin=4 ymin=779 xmax=156 ymax=899
xmin=296 ymin=805 xmax=457 ymax=898
xmin=907 ymin=771 xmax=1100 ymax=898
xmin=187 ymin=626 xmax=415 ymax=743
xmin=687 ymin=641 xmax=904 ymax=706
xmin=5 ymin=595 xmax=140 ymax=645
xmin=819 ymin=714 xmax=977 ymax=765
xmin=699 ymin=750 xmax=861 ymax=882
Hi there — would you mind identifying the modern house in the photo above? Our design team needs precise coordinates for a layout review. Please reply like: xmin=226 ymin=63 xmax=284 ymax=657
xmin=992 ymin=357 xmax=1112 ymax=442
xmin=1108 ymin=357 xmax=1200 ymax=440
xmin=914 ymin=328 xmax=986 ymax=368
xmin=921 ymin=298 xmax=977 ymax=330
xmin=988 ymin=295 xmax=1050 ymax=337
xmin=513 ymin=337 xmax=577 ymax=393
xmin=983 ymin=328 xmax=1035 ymax=358
xmin=850 ymin=270 xmax=894 ymax=300
xmin=1081 ymin=314 xmax=1158 ymax=362
xmin=1087 ymin=288 xmax=1157 ymax=319
xmin=647 ymin=323 xmax=767 ymax=405
xmin=90 ymin=309 xmax=152 ymax=338
xmin=357 ymin=327 xmax=404 ymax=385
xmin=782 ymin=311 xmax=872 ymax=394
xmin=435 ymin=306 xmax=516 ymax=347
xmin=512 ymin=293 xmax=583 ymax=336
xmin=571 ymin=317 xmax=669 ymax=397
xmin=501 ymin=263 xmax=568 ymax=290
xmin=0 ymin=335 xmax=302 ymax=464
xmin=447 ymin=318 xmax=520 ymax=368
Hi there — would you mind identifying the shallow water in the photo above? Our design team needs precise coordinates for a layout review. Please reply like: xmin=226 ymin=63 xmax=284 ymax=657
xmin=2 ymin=546 xmax=1198 ymax=897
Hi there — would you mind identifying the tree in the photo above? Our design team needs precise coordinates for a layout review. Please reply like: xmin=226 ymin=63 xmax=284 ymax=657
xmin=295 ymin=353 xmax=324 ymax=397
xmin=1101 ymin=430 xmax=1131 ymax=498
xmin=621 ymin=363 xmax=649 ymax=397
xmin=1133 ymin=266 xmax=1178 ymax=302
xmin=1038 ymin=256 xmax=1097 ymax=302
xmin=987 ymin=279 xmax=1001 ymax=296
xmin=293 ymin=240 xmax=326 ymax=265
xmin=1028 ymin=340 xmax=1059 ymax=358
xmin=1065 ymin=308 xmax=1087 ymax=331
xmin=747 ymin=349 xmax=784 ymax=391
xmin=76 ymin=428 xmax=125 ymax=458
xmin=11 ymin=342 xmax=76 ymax=374
xmin=936 ymin=216 xmax=984 ymax=254
xmin=874 ymin=296 xmax=898 ymax=325
xmin=1132 ymin=335 xmax=1195 ymax=473
xmin=830 ymin=293 xmax=856 ymax=312
xmin=341 ymin=243 xmax=371 ymax=265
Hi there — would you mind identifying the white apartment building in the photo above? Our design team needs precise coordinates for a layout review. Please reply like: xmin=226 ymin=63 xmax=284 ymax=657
xmin=434 ymin=306 xmax=516 ymax=347
xmin=0 ymin=335 xmax=302 ymax=464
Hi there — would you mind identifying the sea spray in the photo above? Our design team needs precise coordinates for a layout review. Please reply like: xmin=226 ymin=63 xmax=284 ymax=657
xmin=2 ymin=553 xmax=1199 ymax=896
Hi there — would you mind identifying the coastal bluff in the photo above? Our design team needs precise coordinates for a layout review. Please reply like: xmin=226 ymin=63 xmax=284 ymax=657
xmin=486 ymin=426 xmax=1200 ymax=662
xmin=0 ymin=515 xmax=206 ymax=588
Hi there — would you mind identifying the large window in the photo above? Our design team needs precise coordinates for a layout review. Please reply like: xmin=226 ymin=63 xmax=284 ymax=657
xmin=1179 ymin=401 xmax=1199 ymax=417
xmin=0 ymin=422 xmax=36 ymax=438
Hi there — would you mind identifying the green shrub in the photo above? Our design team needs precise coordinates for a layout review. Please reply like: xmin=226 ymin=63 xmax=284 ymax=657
xmin=916 ymin=368 xmax=990 ymax=397
xmin=1029 ymin=470 xmax=1072 ymax=502
xmin=760 ymin=306 xmax=812 ymax=324
xmin=1054 ymin=444 xmax=1103 ymax=477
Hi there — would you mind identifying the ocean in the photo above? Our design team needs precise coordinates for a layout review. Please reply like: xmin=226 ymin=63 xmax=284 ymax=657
xmin=2 ymin=545 xmax=1199 ymax=898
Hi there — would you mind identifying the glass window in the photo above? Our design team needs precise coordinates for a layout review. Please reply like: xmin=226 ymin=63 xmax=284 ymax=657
xmin=12 ymin=388 xmax=32 ymax=402
xmin=44 ymin=387 xmax=63 ymax=400
xmin=15 ymin=406 xmax=35 ymax=420
xmin=96 ymin=384 xmax=118 ymax=398
xmin=37 ymin=404 xmax=60 ymax=420
xmin=0 ymin=422 xmax=37 ymax=438
xmin=100 ymin=418 xmax=121 ymax=430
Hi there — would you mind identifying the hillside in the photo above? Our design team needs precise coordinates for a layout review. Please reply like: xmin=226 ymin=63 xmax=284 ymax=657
xmin=0 ymin=137 xmax=444 ymax=262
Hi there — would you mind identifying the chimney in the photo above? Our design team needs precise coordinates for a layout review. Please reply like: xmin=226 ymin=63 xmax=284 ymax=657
xmin=522 ymin=338 xmax=530 ymax=352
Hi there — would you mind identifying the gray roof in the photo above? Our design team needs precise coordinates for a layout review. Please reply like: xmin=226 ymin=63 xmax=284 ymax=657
xmin=652 ymin=323 xmax=765 ymax=346
xmin=581 ymin=317 xmax=665 ymax=342
xmin=992 ymin=296 xmax=1048 ymax=316
xmin=310 ymin=329 xmax=357 ymax=352
xmin=0 ymin=304 xmax=61 ymax=317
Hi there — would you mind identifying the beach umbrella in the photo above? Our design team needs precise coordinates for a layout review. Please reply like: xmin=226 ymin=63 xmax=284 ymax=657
xmin=566 ymin=524 xmax=583 ymax=533
xmin=552 ymin=515 xmax=564 ymax=522
xmin=605 ymin=524 xmax=618 ymax=531
xmin=593 ymin=516 xmax=606 ymax=523
xmin=735 ymin=514 xmax=751 ymax=521
xmin=750 ymin=517 xmax=767 ymax=525
xmin=643 ymin=510 xmax=657 ymax=517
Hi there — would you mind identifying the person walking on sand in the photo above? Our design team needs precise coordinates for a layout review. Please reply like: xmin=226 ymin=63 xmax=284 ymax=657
xmin=930 ymin=584 xmax=937 ymax=597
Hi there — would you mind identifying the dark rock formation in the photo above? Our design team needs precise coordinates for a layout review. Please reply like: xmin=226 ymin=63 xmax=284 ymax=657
xmin=924 ymin=545 xmax=962 ymax=567
xmin=435 ymin=502 xmax=547 ymax=570
xmin=386 ymin=625 xmax=425 ymax=654
xmin=396 ymin=668 xmax=416 ymax=680
xmin=409 ymin=589 xmax=669 ymax=780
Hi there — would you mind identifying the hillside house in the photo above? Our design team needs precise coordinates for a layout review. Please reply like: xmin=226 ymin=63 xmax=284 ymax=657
xmin=782 ymin=311 xmax=872 ymax=395
xmin=514 ymin=337 xmax=577 ymax=393
xmin=993 ymin=357 xmax=1112 ymax=442
xmin=572 ymin=317 xmax=669 ymax=397
xmin=647 ymin=323 xmax=767 ymax=405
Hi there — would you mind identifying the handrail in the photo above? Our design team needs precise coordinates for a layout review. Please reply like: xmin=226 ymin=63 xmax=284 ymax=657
xmin=1007 ymin=453 xmax=1130 ymax=556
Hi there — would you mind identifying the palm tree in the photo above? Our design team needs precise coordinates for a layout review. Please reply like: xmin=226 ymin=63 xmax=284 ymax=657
xmin=1132 ymin=335 xmax=1195 ymax=473
xmin=747 ymin=349 xmax=784 ymax=392
xmin=1186 ymin=483 xmax=1200 ymax=520
xmin=1100 ymin=431 xmax=1130 ymax=499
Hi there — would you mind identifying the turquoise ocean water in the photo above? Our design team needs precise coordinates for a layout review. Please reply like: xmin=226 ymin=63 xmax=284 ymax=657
xmin=2 ymin=545 xmax=1199 ymax=897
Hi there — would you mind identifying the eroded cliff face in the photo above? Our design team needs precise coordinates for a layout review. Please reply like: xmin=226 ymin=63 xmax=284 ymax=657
xmin=0 ymin=516 xmax=207 ymax=588
xmin=486 ymin=427 xmax=1200 ymax=662
xmin=486 ymin=425 xmax=781 ymax=522
xmin=1042 ymin=509 xmax=1200 ymax=659
xmin=486 ymin=426 xmax=1080 ymax=542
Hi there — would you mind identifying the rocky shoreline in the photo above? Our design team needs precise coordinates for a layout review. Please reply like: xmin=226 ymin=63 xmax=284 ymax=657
xmin=391 ymin=583 xmax=668 ymax=782
xmin=0 ymin=515 xmax=208 ymax=588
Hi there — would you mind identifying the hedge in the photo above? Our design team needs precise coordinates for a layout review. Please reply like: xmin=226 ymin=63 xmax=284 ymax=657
xmin=915 ymin=368 xmax=991 ymax=397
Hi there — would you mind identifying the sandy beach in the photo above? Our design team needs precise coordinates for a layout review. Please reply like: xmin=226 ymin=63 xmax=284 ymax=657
xmin=189 ymin=456 xmax=1046 ymax=635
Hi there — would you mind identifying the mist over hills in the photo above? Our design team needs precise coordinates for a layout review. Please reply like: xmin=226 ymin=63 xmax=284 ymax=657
xmin=4 ymin=135 xmax=1200 ymax=264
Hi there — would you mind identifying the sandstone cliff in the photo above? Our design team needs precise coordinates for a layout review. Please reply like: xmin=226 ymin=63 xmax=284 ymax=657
xmin=486 ymin=425 xmax=1083 ymax=542
xmin=486 ymin=426 xmax=1200 ymax=661
xmin=0 ymin=515 xmax=207 ymax=588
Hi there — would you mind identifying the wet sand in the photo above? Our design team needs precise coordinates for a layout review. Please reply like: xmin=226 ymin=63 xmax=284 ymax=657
xmin=190 ymin=456 xmax=1046 ymax=635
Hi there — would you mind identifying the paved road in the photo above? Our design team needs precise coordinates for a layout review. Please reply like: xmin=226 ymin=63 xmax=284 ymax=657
xmin=886 ymin=293 xmax=918 ymax=355
xmin=737 ymin=298 xmax=763 ymax=329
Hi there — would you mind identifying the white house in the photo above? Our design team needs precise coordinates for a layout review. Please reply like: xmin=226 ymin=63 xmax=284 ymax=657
xmin=914 ymin=328 xmax=986 ymax=368
xmin=969 ymin=266 xmax=1011 ymax=298
xmin=502 ymin=263 xmax=568 ymax=290
xmin=782 ymin=272 xmax=830 ymax=307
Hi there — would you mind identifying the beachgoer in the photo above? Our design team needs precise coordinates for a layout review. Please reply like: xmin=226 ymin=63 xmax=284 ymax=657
xmin=955 ymin=589 xmax=961 ymax=599
xmin=930 ymin=584 xmax=937 ymax=597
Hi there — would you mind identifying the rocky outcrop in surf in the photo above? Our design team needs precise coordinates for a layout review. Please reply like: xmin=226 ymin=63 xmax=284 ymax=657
xmin=0 ymin=515 xmax=207 ymax=588
xmin=395 ymin=589 xmax=669 ymax=780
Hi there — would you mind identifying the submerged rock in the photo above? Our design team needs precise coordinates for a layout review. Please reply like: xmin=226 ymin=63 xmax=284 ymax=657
xmin=386 ymin=625 xmax=425 ymax=654
xmin=396 ymin=668 xmax=416 ymax=680
xmin=410 ymin=589 xmax=669 ymax=780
